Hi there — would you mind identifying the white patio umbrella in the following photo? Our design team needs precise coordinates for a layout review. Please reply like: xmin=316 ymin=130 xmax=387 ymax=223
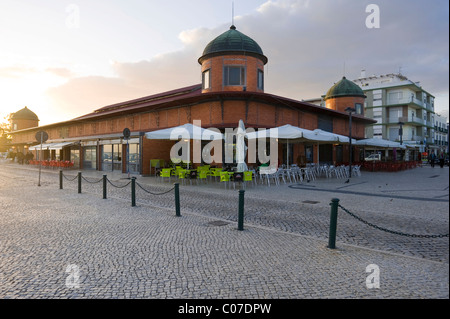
xmin=145 ymin=123 xmax=223 ymax=168
xmin=246 ymin=124 xmax=304 ymax=168
xmin=354 ymin=138 xmax=406 ymax=149
xmin=145 ymin=123 xmax=223 ymax=140
xmin=312 ymin=129 xmax=355 ymax=144
xmin=236 ymin=120 xmax=248 ymax=172
xmin=246 ymin=124 xmax=336 ymax=167
xmin=246 ymin=124 xmax=320 ymax=141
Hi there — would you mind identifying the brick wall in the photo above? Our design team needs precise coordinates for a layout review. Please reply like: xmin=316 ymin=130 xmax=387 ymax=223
xmin=325 ymin=96 xmax=365 ymax=114
xmin=11 ymin=119 xmax=39 ymax=132
xmin=10 ymin=97 xmax=368 ymax=172
xmin=201 ymin=55 xmax=265 ymax=93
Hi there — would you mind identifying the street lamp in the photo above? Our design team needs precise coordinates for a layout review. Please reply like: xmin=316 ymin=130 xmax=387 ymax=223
xmin=345 ymin=107 xmax=356 ymax=182
xmin=398 ymin=121 xmax=404 ymax=145
xmin=398 ymin=121 xmax=405 ymax=161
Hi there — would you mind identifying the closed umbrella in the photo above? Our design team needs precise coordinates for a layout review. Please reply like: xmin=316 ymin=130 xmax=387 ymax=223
xmin=236 ymin=120 xmax=248 ymax=172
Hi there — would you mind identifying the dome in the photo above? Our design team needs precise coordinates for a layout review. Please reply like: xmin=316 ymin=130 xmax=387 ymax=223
xmin=324 ymin=77 xmax=366 ymax=100
xmin=198 ymin=25 xmax=268 ymax=64
xmin=11 ymin=106 xmax=39 ymax=121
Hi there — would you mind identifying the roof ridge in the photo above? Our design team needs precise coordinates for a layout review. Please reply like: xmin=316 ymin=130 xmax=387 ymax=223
xmin=92 ymin=84 xmax=202 ymax=114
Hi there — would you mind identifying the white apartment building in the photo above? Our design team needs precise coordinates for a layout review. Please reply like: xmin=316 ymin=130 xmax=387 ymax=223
xmin=434 ymin=113 xmax=449 ymax=155
xmin=353 ymin=72 xmax=437 ymax=153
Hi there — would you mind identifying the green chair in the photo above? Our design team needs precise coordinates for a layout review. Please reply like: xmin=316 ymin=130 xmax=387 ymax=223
xmin=178 ymin=168 xmax=187 ymax=185
xmin=160 ymin=168 xmax=172 ymax=183
xmin=150 ymin=159 xmax=162 ymax=176
xmin=243 ymin=171 xmax=255 ymax=188
xmin=198 ymin=169 xmax=208 ymax=184
xmin=219 ymin=171 xmax=230 ymax=189
xmin=209 ymin=168 xmax=222 ymax=182
xmin=174 ymin=166 xmax=183 ymax=177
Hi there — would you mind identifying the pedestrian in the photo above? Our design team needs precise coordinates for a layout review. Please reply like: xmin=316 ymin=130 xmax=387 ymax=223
xmin=25 ymin=151 xmax=33 ymax=164
xmin=429 ymin=152 xmax=436 ymax=168
xmin=439 ymin=152 xmax=445 ymax=168
xmin=17 ymin=152 xmax=24 ymax=165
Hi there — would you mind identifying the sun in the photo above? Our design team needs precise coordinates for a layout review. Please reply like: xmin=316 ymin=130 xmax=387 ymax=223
xmin=0 ymin=69 xmax=68 ymax=126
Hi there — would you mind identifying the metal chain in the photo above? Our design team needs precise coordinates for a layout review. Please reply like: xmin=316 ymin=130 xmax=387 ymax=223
xmin=81 ymin=176 xmax=103 ymax=184
xmin=106 ymin=178 xmax=131 ymax=189
xmin=338 ymin=204 xmax=449 ymax=238
xmin=62 ymin=173 xmax=78 ymax=182
xmin=136 ymin=181 xmax=174 ymax=195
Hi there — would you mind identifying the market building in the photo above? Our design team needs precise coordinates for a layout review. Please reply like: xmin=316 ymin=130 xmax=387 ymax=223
xmin=8 ymin=25 xmax=375 ymax=175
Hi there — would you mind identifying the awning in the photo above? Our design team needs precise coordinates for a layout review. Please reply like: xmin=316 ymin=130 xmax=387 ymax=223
xmin=29 ymin=142 xmax=74 ymax=151
xmin=48 ymin=142 xmax=74 ymax=150
xmin=29 ymin=144 xmax=51 ymax=151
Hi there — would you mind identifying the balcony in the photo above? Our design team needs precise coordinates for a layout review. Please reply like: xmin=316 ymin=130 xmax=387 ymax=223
xmin=410 ymin=135 xmax=425 ymax=143
xmin=386 ymin=97 xmax=423 ymax=107
xmin=388 ymin=116 xmax=426 ymax=125
xmin=385 ymin=97 xmax=434 ymax=112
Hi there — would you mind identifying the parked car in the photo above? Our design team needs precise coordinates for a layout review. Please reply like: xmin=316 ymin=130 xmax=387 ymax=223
xmin=365 ymin=154 xmax=381 ymax=161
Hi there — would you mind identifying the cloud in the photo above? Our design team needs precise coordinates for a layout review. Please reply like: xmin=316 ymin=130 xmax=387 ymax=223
xmin=0 ymin=66 xmax=37 ymax=79
xmin=44 ymin=0 xmax=449 ymax=121
xmin=46 ymin=76 xmax=148 ymax=120
xmin=45 ymin=67 xmax=73 ymax=78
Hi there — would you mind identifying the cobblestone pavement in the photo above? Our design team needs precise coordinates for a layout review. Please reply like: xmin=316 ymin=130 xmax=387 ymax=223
xmin=0 ymin=161 xmax=448 ymax=299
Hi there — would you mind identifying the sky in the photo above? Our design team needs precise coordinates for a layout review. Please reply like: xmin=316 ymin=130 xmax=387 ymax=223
xmin=0 ymin=0 xmax=449 ymax=127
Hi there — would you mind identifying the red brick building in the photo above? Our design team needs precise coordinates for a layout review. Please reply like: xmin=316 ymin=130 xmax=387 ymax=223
xmin=10 ymin=107 xmax=40 ymax=132
xmin=9 ymin=25 xmax=374 ymax=175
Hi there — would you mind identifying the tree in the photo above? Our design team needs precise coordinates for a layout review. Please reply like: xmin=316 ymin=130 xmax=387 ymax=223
xmin=0 ymin=113 xmax=12 ymax=152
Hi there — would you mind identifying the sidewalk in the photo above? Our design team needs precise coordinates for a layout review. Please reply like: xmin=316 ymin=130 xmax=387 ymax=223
xmin=0 ymin=161 xmax=448 ymax=299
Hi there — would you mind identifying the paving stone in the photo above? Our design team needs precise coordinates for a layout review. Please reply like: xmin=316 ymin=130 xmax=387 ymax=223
xmin=0 ymin=162 xmax=448 ymax=299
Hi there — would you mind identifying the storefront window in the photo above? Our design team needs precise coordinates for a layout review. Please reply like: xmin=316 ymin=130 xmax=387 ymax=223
xmin=126 ymin=143 xmax=140 ymax=174
xmin=83 ymin=146 xmax=97 ymax=170
xmin=71 ymin=149 xmax=80 ymax=168
xmin=102 ymin=144 xmax=122 ymax=171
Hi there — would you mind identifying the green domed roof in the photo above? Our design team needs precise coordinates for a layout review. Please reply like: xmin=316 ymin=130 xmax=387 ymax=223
xmin=198 ymin=25 xmax=268 ymax=64
xmin=324 ymin=77 xmax=366 ymax=100
xmin=11 ymin=107 xmax=39 ymax=121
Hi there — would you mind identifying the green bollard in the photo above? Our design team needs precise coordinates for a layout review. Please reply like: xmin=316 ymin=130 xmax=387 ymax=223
xmin=59 ymin=170 xmax=63 ymax=190
xmin=103 ymin=175 xmax=107 ymax=199
xmin=131 ymin=177 xmax=136 ymax=207
xmin=77 ymin=172 xmax=82 ymax=194
xmin=328 ymin=198 xmax=340 ymax=249
xmin=174 ymin=183 xmax=181 ymax=217
xmin=238 ymin=189 xmax=245 ymax=231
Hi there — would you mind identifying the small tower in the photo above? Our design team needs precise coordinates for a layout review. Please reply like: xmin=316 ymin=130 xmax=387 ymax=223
xmin=10 ymin=106 xmax=39 ymax=131
xmin=324 ymin=77 xmax=366 ymax=115
xmin=198 ymin=25 xmax=268 ymax=93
